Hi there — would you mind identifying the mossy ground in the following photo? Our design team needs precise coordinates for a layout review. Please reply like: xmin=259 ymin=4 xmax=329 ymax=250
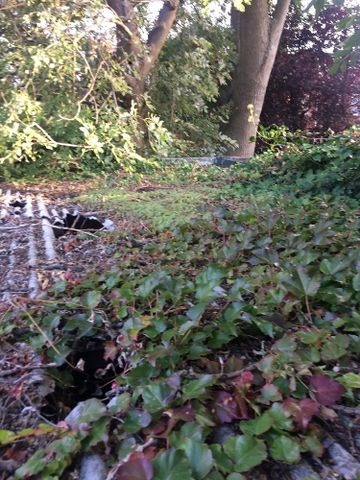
xmin=76 ymin=181 xmax=219 ymax=230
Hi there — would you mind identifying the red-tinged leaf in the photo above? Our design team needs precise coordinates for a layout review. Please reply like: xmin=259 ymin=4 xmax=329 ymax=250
xmin=310 ymin=375 xmax=346 ymax=406
xmin=233 ymin=391 xmax=252 ymax=420
xmin=199 ymin=357 xmax=221 ymax=374
xmin=104 ymin=341 xmax=119 ymax=361
xmin=283 ymin=398 xmax=319 ymax=431
xmin=115 ymin=455 xmax=154 ymax=480
xmin=165 ymin=404 xmax=195 ymax=423
xmin=233 ymin=371 xmax=254 ymax=387
xmin=143 ymin=446 xmax=157 ymax=461
xmin=3 ymin=447 xmax=27 ymax=462
xmin=163 ymin=404 xmax=195 ymax=436
xmin=214 ymin=391 xmax=242 ymax=424
xmin=143 ymin=420 xmax=168 ymax=437
xmin=319 ymin=406 xmax=337 ymax=420
xmin=130 ymin=450 xmax=157 ymax=462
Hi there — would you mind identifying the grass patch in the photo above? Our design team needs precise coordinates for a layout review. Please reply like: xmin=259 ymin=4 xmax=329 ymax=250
xmin=77 ymin=184 xmax=218 ymax=230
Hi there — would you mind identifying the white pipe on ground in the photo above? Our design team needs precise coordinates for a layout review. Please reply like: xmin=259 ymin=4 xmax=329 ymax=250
xmin=37 ymin=195 xmax=57 ymax=261
xmin=24 ymin=195 xmax=34 ymax=218
xmin=0 ymin=189 xmax=12 ymax=219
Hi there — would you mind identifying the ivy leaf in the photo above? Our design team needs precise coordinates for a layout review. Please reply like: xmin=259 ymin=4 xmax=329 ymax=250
xmin=240 ymin=412 xmax=273 ymax=435
xmin=170 ymin=422 xmax=204 ymax=449
xmin=82 ymin=290 xmax=102 ymax=309
xmin=107 ymin=393 xmax=131 ymax=415
xmin=283 ymin=398 xmax=319 ymax=431
xmin=298 ymin=329 xmax=324 ymax=345
xmin=125 ymin=363 xmax=158 ymax=388
xmin=182 ymin=375 xmax=215 ymax=401
xmin=272 ymin=335 xmax=297 ymax=355
xmin=65 ymin=398 xmax=106 ymax=426
xmin=142 ymin=384 xmax=174 ymax=413
xmin=153 ymin=449 xmax=192 ymax=480
xmin=195 ymin=265 xmax=227 ymax=302
xmin=83 ymin=417 xmax=110 ymax=449
xmin=123 ymin=410 xmax=152 ymax=433
xmin=267 ymin=403 xmax=293 ymax=431
xmin=213 ymin=391 xmax=242 ymax=423
xmin=183 ymin=440 xmax=214 ymax=479
xmin=310 ymin=375 xmax=346 ymax=405
xmin=210 ymin=444 xmax=234 ymax=474
xmin=352 ymin=273 xmax=360 ymax=292
xmin=304 ymin=434 xmax=324 ymax=456
xmin=321 ymin=334 xmax=349 ymax=361
xmin=338 ymin=373 xmax=360 ymax=389
xmin=269 ymin=435 xmax=301 ymax=463
xmin=186 ymin=303 xmax=207 ymax=323
xmin=223 ymin=435 xmax=267 ymax=472
xmin=259 ymin=384 xmax=282 ymax=404
xmin=115 ymin=455 xmax=154 ymax=480
xmin=15 ymin=449 xmax=47 ymax=478
xmin=320 ymin=258 xmax=351 ymax=276
xmin=282 ymin=267 xmax=321 ymax=298
xmin=138 ymin=271 xmax=167 ymax=298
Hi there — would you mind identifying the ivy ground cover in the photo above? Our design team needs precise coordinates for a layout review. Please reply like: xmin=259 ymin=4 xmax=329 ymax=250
xmin=1 ymin=191 xmax=359 ymax=479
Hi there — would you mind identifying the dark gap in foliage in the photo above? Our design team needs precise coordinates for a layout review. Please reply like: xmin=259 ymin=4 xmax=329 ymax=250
xmin=51 ymin=210 xmax=106 ymax=238
xmin=41 ymin=336 xmax=121 ymax=422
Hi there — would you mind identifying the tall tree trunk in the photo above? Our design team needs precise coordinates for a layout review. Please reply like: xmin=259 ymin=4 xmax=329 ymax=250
xmin=226 ymin=0 xmax=290 ymax=160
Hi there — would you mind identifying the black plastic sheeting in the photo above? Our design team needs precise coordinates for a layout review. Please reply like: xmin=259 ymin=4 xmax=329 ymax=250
xmin=51 ymin=210 xmax=108 ymax=238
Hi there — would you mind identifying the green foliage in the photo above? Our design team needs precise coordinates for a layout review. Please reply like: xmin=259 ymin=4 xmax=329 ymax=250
xmin=0 ymin=0 xmax=238 ymax=177
xmin=151 ymin=13 xmax=237 ymax=155
xmin=223 ymin=127 xmax=360 ymax=204
xmin=275 ymin=127 xmax=360 ymax=199
xmin=0 ymin=0 xmax=169 ymax=177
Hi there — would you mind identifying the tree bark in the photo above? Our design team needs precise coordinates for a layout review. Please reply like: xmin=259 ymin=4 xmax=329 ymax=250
xmin=106 ymin=0 xmax=180 ymax=153
xmin=226 ymin=0 xmax=291 ymax=160
xmin=106 ymin=0 xmax=142 ymax=60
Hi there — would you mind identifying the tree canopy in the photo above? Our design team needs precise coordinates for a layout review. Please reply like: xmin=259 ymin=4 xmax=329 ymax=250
xmin=0 ymin=0 xmax=358 ymax=175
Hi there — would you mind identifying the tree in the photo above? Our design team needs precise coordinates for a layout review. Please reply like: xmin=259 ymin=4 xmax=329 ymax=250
xmin=106 ymin=0 xmax=180 ymax=149
xmin=308 ymin=0 xmax=360 ymax=72
xmin=151 ymin=6 xmax=237 ymax=155
xmin=0 ymin=0 xmax=182 ymax=172
xmin=261 ymin=6 xmax=359 ymax=134
xmin=225 ymin=0 xmax=291 ymax=159
xmin=0 ymin=0 xmax=175 ymax=172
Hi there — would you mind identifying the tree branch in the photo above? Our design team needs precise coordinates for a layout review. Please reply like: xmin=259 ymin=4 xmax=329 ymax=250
xmin=270 ymin=0 xmax=291 ymax=47
xmin=142 ymin=0 xmax=180 ymax=79
xmin=106 ymin=0 xmax=141 ymax=57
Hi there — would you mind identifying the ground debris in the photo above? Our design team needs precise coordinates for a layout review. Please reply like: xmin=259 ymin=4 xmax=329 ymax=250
xmin=287 ymin=461 xmax=321 ymax=480
xmin=0 ymin=341 xmax=55 ymax=431
xmin=324 ymin=437 xmax=360 ymax=480
xmin=79 ymin=454 xmax=107 ymax=480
